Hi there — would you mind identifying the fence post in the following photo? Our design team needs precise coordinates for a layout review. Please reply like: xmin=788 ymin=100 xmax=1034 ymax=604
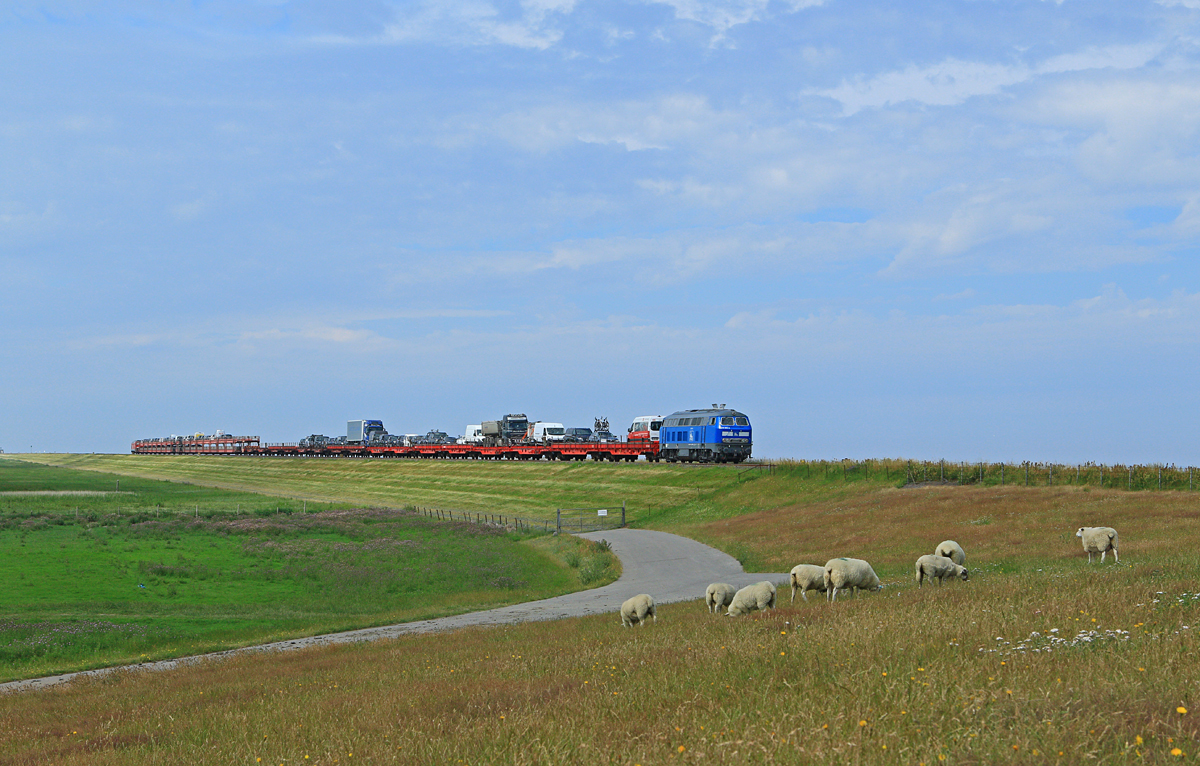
xmin=1000 ymin=463 xmax=1004 ymax=485
xmin=1024 ymin=462 xmax=1028 ymax=486
xmin=1129 ymin=466 xmax=1133 ymax=490
xmin=1100 ymin=464 xmax=1104 ymax=487
xmin=1049 ymin=465 xmax=1052 ymax=486
xmin=1159 ymin=466 xmax=1162 ymax=490
xmin=940 ymin=460 xmax=944 ymax=482
xmin=622 ymin=500 xmax=626 ymax=528
xmin=556 ymin=508 xmax=561 ymax=535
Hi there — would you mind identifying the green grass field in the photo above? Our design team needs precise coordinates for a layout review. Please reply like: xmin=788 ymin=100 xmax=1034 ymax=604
xmin=3 ymin=454 xmax=1200 ymax=764
xmin=12 ymin=452 xmax=791 ymax=522
xmin=0 ymin=459 xmax=618 ymax=682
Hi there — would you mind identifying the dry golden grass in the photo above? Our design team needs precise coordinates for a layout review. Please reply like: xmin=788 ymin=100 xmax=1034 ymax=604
xmin=2 ymin=558 xmax=1198 ymax=765
xmin=678 ymin=484 xmax=1200 ymax=575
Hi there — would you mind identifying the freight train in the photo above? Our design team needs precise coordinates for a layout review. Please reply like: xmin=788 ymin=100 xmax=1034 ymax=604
xmin=132 ymin=406 xmax=752 ymax=463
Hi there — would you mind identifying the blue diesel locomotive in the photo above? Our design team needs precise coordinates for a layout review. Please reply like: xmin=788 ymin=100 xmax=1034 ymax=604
xmin=657 ymin=407 xmax=752 ymax=463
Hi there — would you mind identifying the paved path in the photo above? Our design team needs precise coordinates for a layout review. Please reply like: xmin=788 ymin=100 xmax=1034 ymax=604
xmin=1 ymin=529 xmax=790 ymax=694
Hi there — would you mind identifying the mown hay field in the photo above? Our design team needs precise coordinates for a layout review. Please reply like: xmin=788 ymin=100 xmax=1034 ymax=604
xmin=14 ymin=453 xmax=740 ymax=520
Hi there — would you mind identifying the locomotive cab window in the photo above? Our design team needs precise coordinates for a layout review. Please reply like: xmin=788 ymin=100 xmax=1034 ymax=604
xmin=736 ymin=417 xmax=749 ymax=426
xmin=721 ymin=416 xmax=734 ymax=425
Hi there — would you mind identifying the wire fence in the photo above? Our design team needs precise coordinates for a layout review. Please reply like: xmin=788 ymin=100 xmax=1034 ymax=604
xmin=410 ymin=506 xmax=559 ymax=532
xmin=406 ymin=503 xmax=630 ymax=534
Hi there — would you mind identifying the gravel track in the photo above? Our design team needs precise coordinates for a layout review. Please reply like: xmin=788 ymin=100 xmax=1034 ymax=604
xmin=1 ymin=529 xmax=789 ymax=694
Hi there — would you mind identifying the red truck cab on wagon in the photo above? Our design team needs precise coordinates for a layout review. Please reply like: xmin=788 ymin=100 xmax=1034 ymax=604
xmin=626 ymin=415 xmax=663 ymax=445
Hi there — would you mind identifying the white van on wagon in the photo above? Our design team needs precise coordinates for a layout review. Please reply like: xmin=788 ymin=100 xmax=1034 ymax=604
xmin=527 ymin=422 xmax=567 ymax=443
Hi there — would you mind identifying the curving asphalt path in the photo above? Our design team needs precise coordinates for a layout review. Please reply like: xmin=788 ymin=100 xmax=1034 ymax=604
xmin=1 ymin=529 xmax=790 ymax=694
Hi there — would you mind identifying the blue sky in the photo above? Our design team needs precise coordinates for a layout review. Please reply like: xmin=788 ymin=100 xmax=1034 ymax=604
xmin=2 ymin=0 xmax=1198 ymax=462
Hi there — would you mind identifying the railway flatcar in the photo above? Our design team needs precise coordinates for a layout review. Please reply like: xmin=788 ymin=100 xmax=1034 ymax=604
xmin=657 ymin=406 xmax=752 ymax=463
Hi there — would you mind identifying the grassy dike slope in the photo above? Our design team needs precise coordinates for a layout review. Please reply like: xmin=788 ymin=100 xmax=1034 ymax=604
xmin=4 ymin=456 xmax=1200 ymax=763
xmin=21 ymin=454 xmax=1200 ymax=576
xmin=0 ymin=458 xmax=620 ymax=683
xmin=21 ymin=453 xmax=730 ymax=520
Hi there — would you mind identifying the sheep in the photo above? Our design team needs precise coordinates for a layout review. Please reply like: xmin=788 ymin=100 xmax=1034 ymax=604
xmin=934 ymin=540 xmax=966 ymax=566
xmin=789 ymin=564 xmax=828 ymax=603
xmin=620 ymin=594 xmax=657 ymax=627
xmin=915 ymin=554 xmax=969 ymax=588
xmin=726 ymin=581 xmax=777 ymax=617
xmin=1076 ymin=527 xmax=1119 ymax=563
xmin=705 ymin=583 xmax=737 ymax=614
xmin=823 ymin=558 xmax=883 ymax=602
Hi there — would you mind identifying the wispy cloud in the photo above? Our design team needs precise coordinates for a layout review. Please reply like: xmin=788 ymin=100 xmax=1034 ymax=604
xmin=812 ymin=43 xmax=1163 ymax=115
xmin=313 ymin=0 xmax=578 ymax=50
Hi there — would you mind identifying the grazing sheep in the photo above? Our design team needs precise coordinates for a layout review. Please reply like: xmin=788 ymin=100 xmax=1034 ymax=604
xmin=705 ymin=583 xmax=737 ymax=614
xmin=823 ymin=558 xmax=883 ymax=602
xmin=915 ymin=554 xmax=969 ymax=588
xmin=1076 ymin=527 xmax=1119 ymax=563
xmin=789 ymin=564 xmax=828 ymax=603
xmin=934 ymin=540 xmax=966 ymax=566
xmin=620 ymin=594 xmax=657 ymax=627
xmin=726 ymin=581 xmax=777 ymax=617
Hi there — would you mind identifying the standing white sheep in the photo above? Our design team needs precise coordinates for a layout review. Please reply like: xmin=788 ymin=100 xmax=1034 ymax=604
xmin=726 ymin=581 xmax=777 ymax=617
xmin=1076 ymin=527 xmax=1119 ymax=563
xmin=934 ymin=540 xmax=966 ymax=566
xmin=915 ymin=554 xmax=969 ymax=588
xmin=620 ymin=594 xmax=657 ymax=627
xmin=789 ymin=564 xmax=828 ymax=603
xmin=823 ymin=558 xmax=883 ymax=602
xmin=705 ymin=583 xmax=737 ymax=614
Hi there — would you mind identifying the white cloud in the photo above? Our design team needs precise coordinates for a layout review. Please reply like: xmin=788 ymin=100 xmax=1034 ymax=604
xmin=492 ymin=94 xmax=719 ymax=152
xmin=171 ymin=199 xmax=207 ymax=222
xmin=814 ymin=43 xmax=1163 ymax=115
xmin=933 ymin=289 xmax=976 ymax=302
xmin=721 ymin=286 xmax=1200 ymax=348
xmin=363 ymin=0 xmax=576 ymax=50
xmin=876 ymin=178 xmax=1141 ymax=277
xmin=0 ymin=201 xmax=56 ymax=231
xmin=646 ymin=0 xmax=769 ymax=37
xmin=1026 ymin=78 xmax=1200 ymax=188
xmin=644 ymin=0 xmax=825 ymax=41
